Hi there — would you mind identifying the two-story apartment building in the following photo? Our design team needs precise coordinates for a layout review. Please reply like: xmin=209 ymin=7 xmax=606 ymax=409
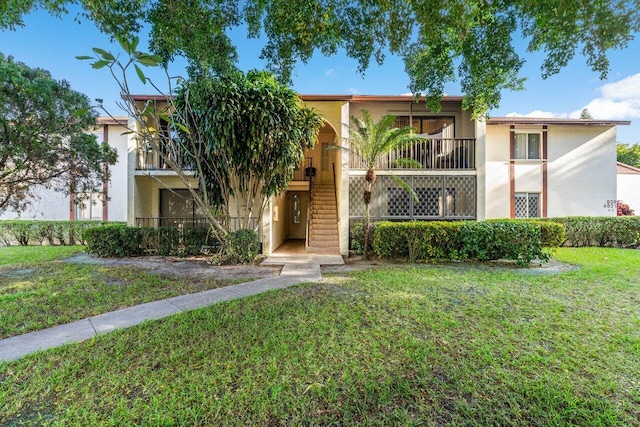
xmin=0 ymin=117 xmax=129 ymax=222
xmin=127 ymin=94 xmax=628 ymax=256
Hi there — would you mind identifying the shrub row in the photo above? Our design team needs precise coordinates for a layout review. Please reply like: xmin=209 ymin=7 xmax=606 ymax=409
xmin=0 ymin=220 xmax=122 ymax=246
xmin=84 ymin=224 xmax=220 ymax=258
xmin=371 ymin=220 xmax=558 ymax=266
xmin=548 ymin=216 xmax=640 ymax=248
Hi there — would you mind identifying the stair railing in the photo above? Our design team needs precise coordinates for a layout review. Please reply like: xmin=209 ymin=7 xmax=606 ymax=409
xmin=306 ymin=160 xmax=313 ymax=248
xmin=332 ymin=163 xmax=339 ymax=223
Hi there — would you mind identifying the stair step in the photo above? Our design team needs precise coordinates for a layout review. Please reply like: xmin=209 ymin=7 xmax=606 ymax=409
xmin=310 ymin=221 xmax=338 ymax=228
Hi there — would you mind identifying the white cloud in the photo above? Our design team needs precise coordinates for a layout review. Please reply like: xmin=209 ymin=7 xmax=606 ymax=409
xmin=506 ymin=110 xmax=569 ymax=118
xmin=571 ymin=74 xmax=640 ymax=119
xmin=324 ymin=69 xmax=337 ymax=78
xmin=508 ymin=73 xmax=640 ymax=121
xmin=348 ymin=87 xmax=360 ymax=95
xmin=399 ymin=92 xmax=413 ymax=96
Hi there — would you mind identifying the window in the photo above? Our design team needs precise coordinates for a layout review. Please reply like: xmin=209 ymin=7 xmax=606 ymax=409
xmin=75 ymin=192 xmax=104 ymax=220
xmin=515 ymin=193 xmax=540 ymax=218
xmin=394 ymin=116 xmax=455 ymax=138
xmin=159 ymin=189 xmax=205 ymax=220
xmin=513 ymin=133 xmax=541 ymax=159
xmin=321 ymin=142 xmax=329 ymax=171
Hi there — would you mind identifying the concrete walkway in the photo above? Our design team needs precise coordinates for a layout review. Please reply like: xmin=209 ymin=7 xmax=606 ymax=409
xmin=0 ymin=254 xmax=344 ymax=363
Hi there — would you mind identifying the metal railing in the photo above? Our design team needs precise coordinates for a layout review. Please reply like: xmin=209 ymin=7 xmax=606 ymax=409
xmin=135 ymin=216 xmax=257 ymax=231
xmin=332 ymin=162 xmax=339 ymax=223
xmin=135 ymin=217 xmax=209 ymax=228
xmin=136 ymin=143 xmax=195 ymax=171
xmin=350 ymin=138 xmax=475 ymax=170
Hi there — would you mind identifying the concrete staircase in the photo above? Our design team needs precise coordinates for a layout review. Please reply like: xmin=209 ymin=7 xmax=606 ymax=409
xmin=308 ymin=183 xmax=340 ymax=252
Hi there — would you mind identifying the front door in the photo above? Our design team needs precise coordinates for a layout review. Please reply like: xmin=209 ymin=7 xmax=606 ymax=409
xmin=286 ymin=191 xmax=309 ymax=239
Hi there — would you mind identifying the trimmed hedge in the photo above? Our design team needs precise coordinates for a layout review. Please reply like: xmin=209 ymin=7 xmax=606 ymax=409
xmin=84 ymin=224 xmax=219 ymax=258
xmin=486 ymin=219 xmax=565 ymax=249
xmin=373 ymin=221 xmax=463 ymax=262
xmin=548 ymin=216 xmax=640 ymax=248
xmin=0 ymin=220 xmax=123 ymax=246
xmin=371 ymin=219 xmax=558 ymax=266
xmin=84 ymin=224 xmax=144 ymax=257
xmin=460 ymin=221 xmax=548 ymax=266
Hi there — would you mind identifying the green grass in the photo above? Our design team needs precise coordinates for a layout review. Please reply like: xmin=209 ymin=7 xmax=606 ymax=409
xmin=1 ymin=248 xmax=639 ymax=426
xmin=0 ymin=245 xmax=83 ymax=267
xmin=0 ymin=247 xmax=251 ymax=339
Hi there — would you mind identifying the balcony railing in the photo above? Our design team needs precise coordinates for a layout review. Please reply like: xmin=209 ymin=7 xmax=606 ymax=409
xmin=136 ymin=143 xmax=195 ymax=171
xmin=350 ymin=138 xmax=475 ymax=170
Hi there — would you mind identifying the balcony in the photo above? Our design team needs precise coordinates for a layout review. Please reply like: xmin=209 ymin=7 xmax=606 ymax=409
xmin=136 ymin=143 xmax=195 ymax=171
xmin=292 ymin=157 xmax=314 ymax=181
xmin=349 ymin=138 xmax=475 ymax=170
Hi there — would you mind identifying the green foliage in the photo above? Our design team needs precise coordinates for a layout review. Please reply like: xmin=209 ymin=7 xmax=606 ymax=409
xmin=84 ymin=224 xmax=216 ymax=257
xmin=0 ymin=53 xmax=117 ymax=214
xmin=617 ymin=143 xmax=640 ymax=168
xmin=348 ymin=110 xmax=422 ymax=258
xmin=549 ymin=216 xmax=640 ymax=248
xmin=372 ymin=220 xmax=549 ymax=266
xmin=349 ymin=221 xmax=377 ymax=255
xmin=529 ymin=220 xmax=565 ymax=248
xmin=223 ymin=229 xmax=260 ymax=264
xmin=174 ymin=70 xmax=323 ymax=230
xmin=5 ymin=1 xmax=638 ymax=115
xmin=0 ymin=220 xmax=118 ymax=246
xmin=140 ymin=227 xmax=217 ymax=256
xmin=83 ymin=224 xmax=143 ymax=257
xmin=373 ymin=221 xmax=464 ymax=262
xmin=461 ymin=221 xmax=548 ymax=266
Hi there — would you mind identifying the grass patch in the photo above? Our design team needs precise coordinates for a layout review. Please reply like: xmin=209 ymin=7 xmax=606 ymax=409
xmin=0 ymin=249 xmax=253 ymax=339
xmin=0 ymin=246 xmax=83 ymax=267
xmin=1 ymin=248 xmax=639 ymax=425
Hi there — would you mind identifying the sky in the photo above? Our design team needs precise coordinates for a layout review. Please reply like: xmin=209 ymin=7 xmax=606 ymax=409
xmin=1 ymin=7 xmax=639 ymax=144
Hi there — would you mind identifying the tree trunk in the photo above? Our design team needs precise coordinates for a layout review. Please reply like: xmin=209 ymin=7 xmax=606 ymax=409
xmin=363 ymin=182 xmax=373 ymax=259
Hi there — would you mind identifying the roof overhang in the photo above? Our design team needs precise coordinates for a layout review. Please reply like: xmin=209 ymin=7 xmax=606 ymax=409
xmin=487 ymin=117 xmax=631 ymax=127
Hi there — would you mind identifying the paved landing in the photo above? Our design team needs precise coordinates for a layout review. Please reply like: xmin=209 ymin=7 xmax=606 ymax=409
xmin=0 ymin=254 xmax=343 ymax=363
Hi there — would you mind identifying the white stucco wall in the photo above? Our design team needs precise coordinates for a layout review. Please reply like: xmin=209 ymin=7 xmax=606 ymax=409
xmin=484 ymin=125 xmax=511 ymax=218
xmin=547 ymin=126 xmax=616 ymax=217
xmin=485 ymin=124 xmax=618 ymax=218
xmin=105 ymin=124 xmax=128 ymax=221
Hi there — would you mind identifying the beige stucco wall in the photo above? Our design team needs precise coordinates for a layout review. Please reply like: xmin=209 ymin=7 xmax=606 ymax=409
xmin=485 ymin=124 xmax=618 ymax=218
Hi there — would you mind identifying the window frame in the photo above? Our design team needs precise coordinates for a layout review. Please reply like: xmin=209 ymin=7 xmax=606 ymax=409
xmin=513 ymin=132 xmax=542 ymax=160
xmin=514 ymin=192 xmax=541 ymax=218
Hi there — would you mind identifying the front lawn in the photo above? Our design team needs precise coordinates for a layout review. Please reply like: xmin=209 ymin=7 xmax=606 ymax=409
xmin=0 ymin=245 xmax=83 ymax=267
xmin=1 ymin=248 xmax=639 ymax=425
xmin=0 ymin=246 xmax=273 ymax=339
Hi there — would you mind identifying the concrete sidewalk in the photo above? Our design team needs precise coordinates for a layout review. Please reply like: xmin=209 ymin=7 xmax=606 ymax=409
xmin=0 ymin=254 xmax=343 ymax=363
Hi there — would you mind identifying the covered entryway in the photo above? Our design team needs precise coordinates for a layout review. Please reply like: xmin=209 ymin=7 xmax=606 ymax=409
xmin=270 ymin=121 xmax=341 ymax=254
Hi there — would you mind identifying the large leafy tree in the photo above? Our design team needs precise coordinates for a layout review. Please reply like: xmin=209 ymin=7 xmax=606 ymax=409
xmin=81 ymin=40 xmax=322 ymax=235
xmin=0 ymin=53 xmax=117 ymax=214
xmin=2 ymin=1 xmax=638 ymax=116
xmin=617 ymin=142 xmax=640 ymax=168
xmin=348 ymin=110 xmax=422 ymax=258
xmin=175 ymin=70 xmax=324 ymax=231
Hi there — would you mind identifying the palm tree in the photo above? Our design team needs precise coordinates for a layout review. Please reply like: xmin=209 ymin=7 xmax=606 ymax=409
xmin=348 ymin=110 xmax=423 ymax=258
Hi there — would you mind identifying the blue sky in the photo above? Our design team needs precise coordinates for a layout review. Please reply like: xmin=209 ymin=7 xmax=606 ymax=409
xmin=1 ymin=7 xmax=639 ymax=144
